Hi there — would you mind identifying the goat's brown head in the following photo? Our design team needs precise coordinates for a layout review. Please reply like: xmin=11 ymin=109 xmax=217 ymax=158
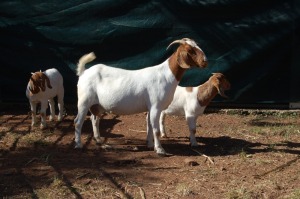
xmin=28 ymin=71 xmax=52 ymax=95
xmin=210 ymin=73 xmax=231 ymax=98
xmin=168 ymin=38 xmax=208 ymax=69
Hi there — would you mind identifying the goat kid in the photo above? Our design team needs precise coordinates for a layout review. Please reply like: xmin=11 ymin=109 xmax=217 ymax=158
xmin=74 ymin=38 xmax=208 ymax=155
xmin=26 ymin=68 xmax=64 ymax=129
xmin=159 ymin=73 xmax=230 ymax=146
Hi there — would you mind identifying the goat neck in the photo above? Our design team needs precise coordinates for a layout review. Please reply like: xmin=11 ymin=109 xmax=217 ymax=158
xmin=197 ymin=79 xmax=219 ymax=107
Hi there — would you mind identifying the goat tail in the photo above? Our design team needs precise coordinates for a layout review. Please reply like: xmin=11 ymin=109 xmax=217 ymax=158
xmin=77 ymin=52 xmax=96 ymax=76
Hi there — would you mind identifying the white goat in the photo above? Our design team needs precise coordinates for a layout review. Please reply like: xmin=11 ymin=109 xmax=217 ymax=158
xmin=159 ymin=73 xmax=230 ymax=146
xmin=26 ymin=68 xmax=64 ymax=129
xmin=74 ymin=38 xmax=208 ymax=155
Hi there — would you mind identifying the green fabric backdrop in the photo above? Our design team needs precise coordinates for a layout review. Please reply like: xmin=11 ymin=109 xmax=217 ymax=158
xmin=0 ymin=0 xmax=299 ymax=106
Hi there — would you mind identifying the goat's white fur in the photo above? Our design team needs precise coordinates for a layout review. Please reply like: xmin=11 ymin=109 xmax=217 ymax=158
xmin=74 ymin=38 xmax=207 ymax=155
xmin=159 ymin=73 xmax=230 ymax=146
xmin=26 ymin=68 xmax=64 ymax=129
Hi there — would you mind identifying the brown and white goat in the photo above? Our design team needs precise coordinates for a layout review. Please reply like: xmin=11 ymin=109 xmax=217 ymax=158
xmin=74 ymin=38 xmax=208 ymax=155
xmin=26 ymin=68 xmax=64 ymax=129
xmin=158 ymin=73 xmax=231 ymax=146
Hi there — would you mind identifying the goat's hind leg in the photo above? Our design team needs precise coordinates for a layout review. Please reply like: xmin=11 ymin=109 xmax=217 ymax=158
xmin=89 ymin=104 xmax=108 ymax=146
xmin=90 ymin=114 xmax=102 ymax=144
xmin=186 ymin=115 xmax=198 ymax=147
xmin=74 ymin=103 xmax=89 ymax=149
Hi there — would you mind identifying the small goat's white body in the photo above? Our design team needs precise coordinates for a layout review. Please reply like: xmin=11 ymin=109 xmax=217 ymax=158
xmin=159 ymin=73 xmax=230 ymax=147
xmin=26 ymin=68 xmax=64 ymax=129
xmin=159 ymin=86 xmax=206 ymax=146
xmin=75 ymin=38 xmax=208 ymax=155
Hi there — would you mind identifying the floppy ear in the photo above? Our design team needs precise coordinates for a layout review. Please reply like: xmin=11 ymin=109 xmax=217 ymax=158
xmin=40 ymin=74 xmax=46 ymax=91
xmin=29 ymin=77 xmax=40 ymax=94
xmin=177 ymin=51 xmax=191 ymax=69
xmin=45 ymin=75 xmax=52 ymax=88
xmin=212 ymin=78 xmax=229 ymax=98
xmin=43 ymin=74 xmax=52 ymax=90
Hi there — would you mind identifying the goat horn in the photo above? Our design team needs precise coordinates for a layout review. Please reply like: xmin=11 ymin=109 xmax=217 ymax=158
xmin=166 ymin=39 xmax=186 ymax=50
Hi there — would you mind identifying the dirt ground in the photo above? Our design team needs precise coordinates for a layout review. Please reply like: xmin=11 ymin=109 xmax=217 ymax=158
xmin=1 ymin=106 xmax=300 ymax=199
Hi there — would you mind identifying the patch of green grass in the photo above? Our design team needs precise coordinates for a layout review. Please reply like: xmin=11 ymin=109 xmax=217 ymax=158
xmin=283 ymin=189 xmax=300 ymax=199
xmin=250 ymin=123 xmax=299 ymax=138
xmin=73 ymin=178 xmax=118 ymax=198
xmin=227 ymin=186 xmax=251 ymax=199
xmin=20 ymin=132 xmax=52 ymax=148
xmin=35 ymin=176 xmax=73 ymax=199
xmin=238 ymin=149 xmax=252 ymax=159
xmin=176 ymin=183 xmax=193 ymax=197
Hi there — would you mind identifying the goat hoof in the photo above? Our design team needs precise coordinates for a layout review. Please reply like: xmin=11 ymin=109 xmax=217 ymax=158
xmin=190 ymin=143 xmax=199 ymax=148
xmin=74 ymin=143 xmax=83 ymax=149
xmin=161 ymin=134 xmax=168 ymax=138
xmin=155 ymin=148 xmax=166 ymax=156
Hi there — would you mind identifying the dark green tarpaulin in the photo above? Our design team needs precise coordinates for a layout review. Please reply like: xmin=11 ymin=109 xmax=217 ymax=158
xmin=0 ymin=0 xmax=299 ymax=106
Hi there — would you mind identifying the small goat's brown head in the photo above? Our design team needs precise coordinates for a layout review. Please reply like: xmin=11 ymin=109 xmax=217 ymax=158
xmin=210 ymin=73 xmax=231 ymax=98
xmin=28 ymin=71 xmax=52 ymax=95
xmin=168 ymin=38 xmax=208 ymax=69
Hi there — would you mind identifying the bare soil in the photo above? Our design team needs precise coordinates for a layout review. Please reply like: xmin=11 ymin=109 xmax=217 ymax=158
xmin=1 ymin=107 xmax=300 ymax=199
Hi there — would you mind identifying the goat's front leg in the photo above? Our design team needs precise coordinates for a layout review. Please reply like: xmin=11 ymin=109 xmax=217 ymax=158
xmin=40 ymin=100 xmax=48 ymax=129
xmin=57 ymin=88 xmax=64 ymax=121
xmin=30 ymin=101 xmax=37 ymax=126
xmin=159 ymin=111 xmax=167 ymax=138
xmin=149 ymin=109 xmax=166 ymax=155
xmin=90 ymin=114 xmax=102 ymax=144
xmin=48 ymin=98 xmax=55 ymax=121
xmin=146 ymin=113 xmax=154 ymax=148
xmin=186 ymin=115 xmax=198 ymax=147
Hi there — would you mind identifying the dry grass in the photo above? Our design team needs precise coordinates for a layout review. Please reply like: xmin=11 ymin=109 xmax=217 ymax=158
xmin=1 ymin=109 xmax=300 ymax=198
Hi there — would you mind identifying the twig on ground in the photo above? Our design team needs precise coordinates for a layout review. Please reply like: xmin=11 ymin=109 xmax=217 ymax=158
xmin=129 ymin=129 xmax=147 ymax=133
xmin=24 ymin=158 xmax=38 ymax=166
xmin=139 ymin=187 xmax=146 ymax=199
xmin=76 ymin=172 xmax=90 ymax=179
xmin=191 ymin=148 xmax=215 ymax=165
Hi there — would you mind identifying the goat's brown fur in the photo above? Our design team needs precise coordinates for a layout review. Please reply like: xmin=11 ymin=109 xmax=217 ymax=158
xmin=168 ymin=43 xmax=207 ymax=81
xmin=90 ymin=104 xmax=102 ymax=117
xmin=29 ymin=71 xmax=52 ymax=94
xmin=197 ymin=73 xmax=230 ymax=106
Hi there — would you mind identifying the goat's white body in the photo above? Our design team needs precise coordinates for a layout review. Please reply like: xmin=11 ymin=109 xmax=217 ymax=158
xmin=26 ymin=68 xmax=64 ymax=128
xmin=159 ymin=86 xmax=206 ymax=146
xmin=75 ymin=60 xmax=178 ymax=154
xmin=77 ymin=61 xmax=177 ymax=115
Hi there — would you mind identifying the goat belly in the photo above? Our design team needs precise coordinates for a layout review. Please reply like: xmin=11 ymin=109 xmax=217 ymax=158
xmin=99 ymin=97 xmax=148 ymax=115
xmin=164 ymin=106 xmax=186 ymax=116
xmin=105 ymin=104 xmax=148 ymax=115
